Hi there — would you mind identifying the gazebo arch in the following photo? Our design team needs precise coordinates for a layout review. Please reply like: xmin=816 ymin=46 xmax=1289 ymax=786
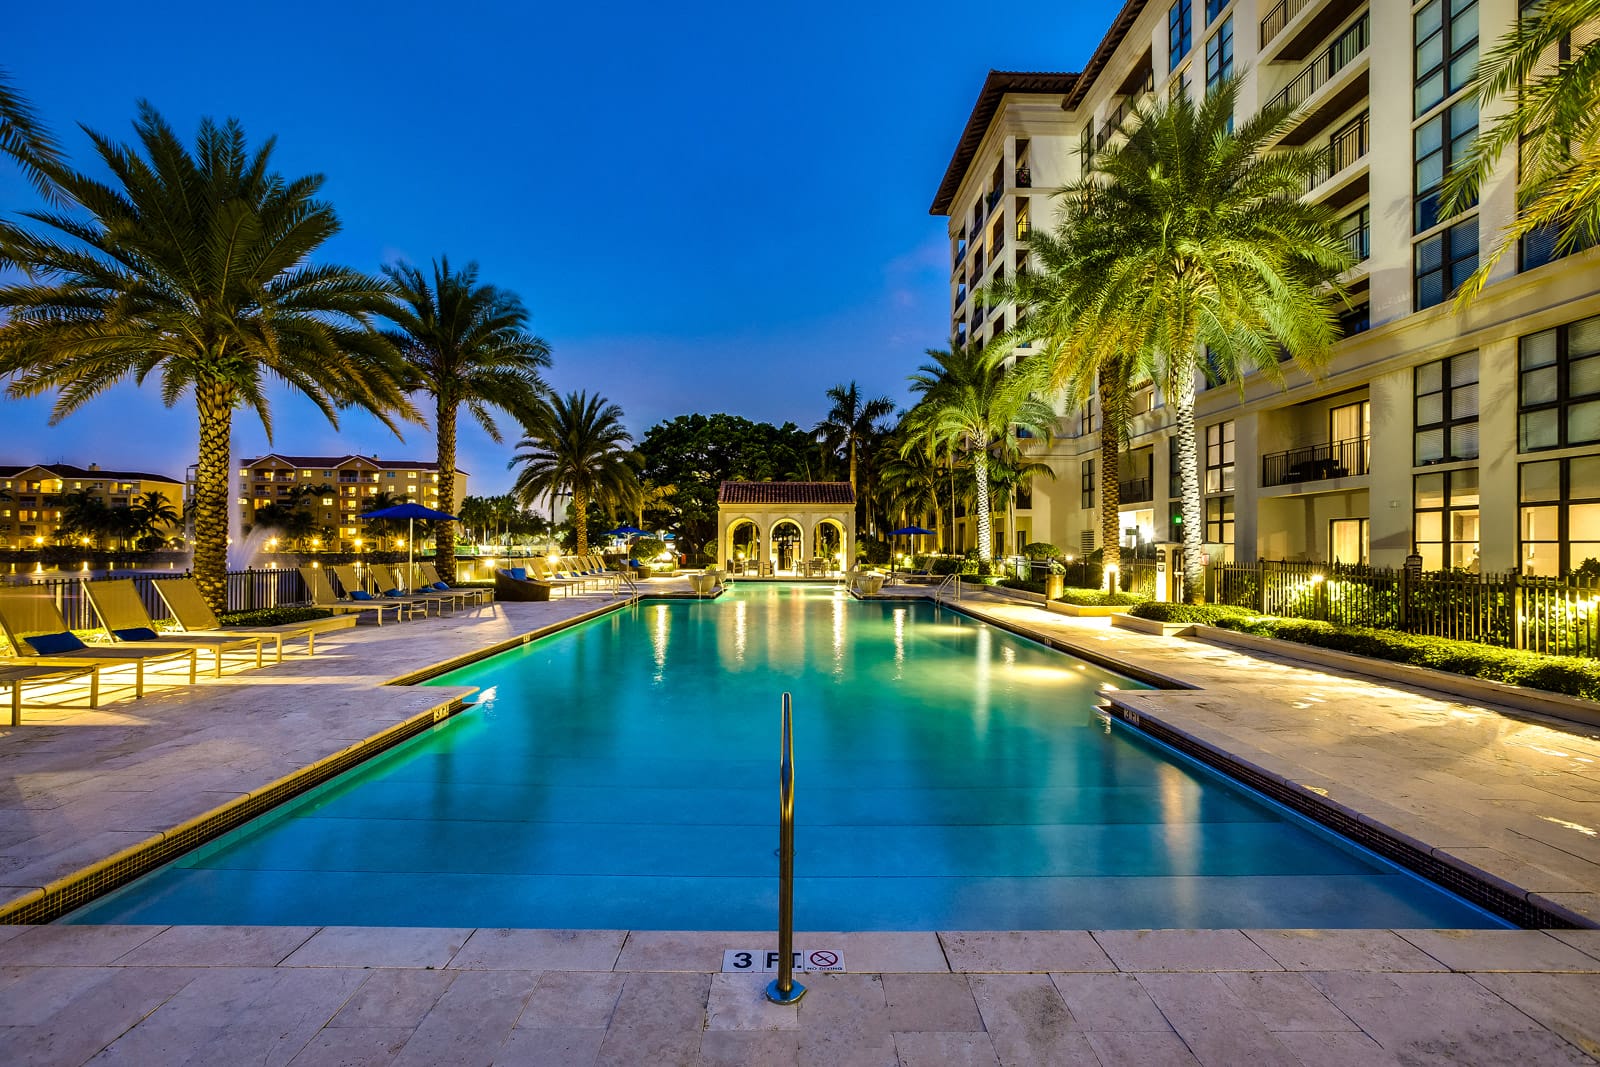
xmin=716 ymin=482 xmax=855 ymax=576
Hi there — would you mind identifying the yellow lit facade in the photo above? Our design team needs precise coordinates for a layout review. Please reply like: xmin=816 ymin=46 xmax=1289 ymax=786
xmin=0 ymin=463 xmax=184 ymax=549
xmin=237 ymin=454 xmax=468 ymax=551
xmin=932 ymin=0 xmax=1600 ymax=575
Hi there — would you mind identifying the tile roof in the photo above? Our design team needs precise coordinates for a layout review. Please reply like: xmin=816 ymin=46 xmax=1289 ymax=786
xmin=0 ymin=462 xmax=182 ymax=484
xmin=929 ymin=70 xmax=1079 ymax=216
xmin=241 ymin=454 xmax=465 ymax=474
xmin=718 ymin=481 xmax=855 ymax=506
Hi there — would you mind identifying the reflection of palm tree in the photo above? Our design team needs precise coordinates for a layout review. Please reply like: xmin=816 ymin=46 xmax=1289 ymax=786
xmin=510 ymin=392 xmax=640 ymax=556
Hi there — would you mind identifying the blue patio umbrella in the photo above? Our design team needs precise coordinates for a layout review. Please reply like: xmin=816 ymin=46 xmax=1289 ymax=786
xmin=361 ymin=502 xmax=459 ymax=578
xmin=604 ymin=524 xmax=645 ymax=537
xmin=889 ymin=526 xmax=937 ymax=579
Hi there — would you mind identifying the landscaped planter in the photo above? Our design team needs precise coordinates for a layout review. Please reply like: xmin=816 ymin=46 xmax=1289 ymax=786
xmin=1111 ymin=613 xmax=1196 ymax=637
xmin=1056 ymin=603 xmax=1117 ymax=617
xmin=1192 ymin=624 xmax=1600 ymax=728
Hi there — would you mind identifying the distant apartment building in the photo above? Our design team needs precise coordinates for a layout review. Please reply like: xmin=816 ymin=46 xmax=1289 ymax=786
xmin=237 ymin=454 xmax=468 ymax=549
xmin=0 ymin=463 xmax=184 ymax=549
xmin=933 ymin=0 xmax=1600 ymax=575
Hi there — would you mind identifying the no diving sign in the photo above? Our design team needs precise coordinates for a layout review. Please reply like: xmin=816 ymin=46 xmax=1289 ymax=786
xmin=722 ymin=949 xmax=845 ymax=973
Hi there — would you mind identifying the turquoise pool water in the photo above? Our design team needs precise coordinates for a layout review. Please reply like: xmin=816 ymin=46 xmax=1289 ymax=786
xmin=68 ymin=583 xmax=1506 ymax=928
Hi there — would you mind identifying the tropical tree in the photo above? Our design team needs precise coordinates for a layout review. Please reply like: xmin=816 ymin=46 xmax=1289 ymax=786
xmin=1033 ymin=79 xmax=1353 ymax=600
xmin=57 ymin=489 xmax=109 ymax=548
xmin=360 ymin=489 xmax=412 ymax=545
xmin=129 ymin=490 xmax=180 ymax=547
xmin=0 ymin=67 xmax=62 ymax=210
xmin=510 ymin=391 xmax=641 ymax=556
xmin=814 ymin=381 xmax=896 ymax=507
xmin=903 ymin=345 xmax=1055 ymax=562
xmin=0 ymin=105 xmax=416 ymax=611
xmin=1445 ymin=0 xmax=1600 ymax=299
xmin=382 ymin=257 xmax=550 ymax=580
xmin=457 ymin=495 xmax=493 ymax=544
xmin=877 ymin=436 xmax=944 ymax=536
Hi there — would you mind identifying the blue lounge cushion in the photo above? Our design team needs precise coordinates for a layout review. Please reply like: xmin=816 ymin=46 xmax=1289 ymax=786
xmin=349 ymin=589 xmax=374 ymax=601
xmin=509 ymin=568 xmax=528 ymax=580
xmin=24 ymin=631 xmax=87 ymax=654
xmin=384 ymin=588 xmax=403 ymax=597
xmin=432 ymin=582 xmax=450 ymax=591
xmin=113 ymin=627 xmax=160 ymax=642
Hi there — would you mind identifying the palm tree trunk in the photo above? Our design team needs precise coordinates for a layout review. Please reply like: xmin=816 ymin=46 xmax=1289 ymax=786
xmin=1174 ymin=373 xmax=1206 ymax=604
xmin=1098 ymin=371 xmax=1124 ymax=590
xmin=193 ymin=381 xmax=233 ymax=614
xmin=573 ymin=486 xmax=589 ymax=556
xmin=974 ymin=445 xmax=992 ymax=562
xmin=434 ymin=398 xmax=457 ymax=582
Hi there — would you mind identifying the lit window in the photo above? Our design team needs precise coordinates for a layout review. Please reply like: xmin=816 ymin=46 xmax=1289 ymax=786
xmin=1330 ymin=518 xmax=1370 ymax=564
xmin=1414 ymin=468 xmax=1480 ymax=571
xmin=1205 ymin=421 xmax=1235 ymax=493
xmin=1519 ymin=314 xmax=1600 ymax=452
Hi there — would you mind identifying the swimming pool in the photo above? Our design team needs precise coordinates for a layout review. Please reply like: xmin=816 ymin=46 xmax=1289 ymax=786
xmin=67 ymin=583 xmax=1506 ymax=928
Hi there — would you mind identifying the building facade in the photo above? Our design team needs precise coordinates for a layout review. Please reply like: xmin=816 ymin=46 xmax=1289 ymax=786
xmin=933 ymin=0 xmax=1600 ymax=575
xmin=237 ymin=455 xmax=468 ymax=550
xmin=0 ymin=463 xmax=185 ymax=549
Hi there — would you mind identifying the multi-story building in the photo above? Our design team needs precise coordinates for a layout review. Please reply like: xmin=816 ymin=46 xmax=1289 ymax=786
xmin=933 ymin=0 xmax=1600 ymax=575
xmin=0 ymin=463 xmax=185 ymax=549
xmin=237 ymin=455 xmax=468 ymax=550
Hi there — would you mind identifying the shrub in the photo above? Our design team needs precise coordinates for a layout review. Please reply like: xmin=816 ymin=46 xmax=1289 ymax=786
xmin=632 ymin=537 xmax=668 ymax=564
xmin=1129 ymin=601 xmax=1263 ymax=624
xmin=1022 ymin=542 xmax=1062 ymax=561
xmin=999 ymin=577 xmax=1046 ymax=595
xmin=857 ymin=538 xmax=891 ymax=565
xmin=219 ymin=606 xmax=334 ymax=627
xmin=1056 ymin=587 xmax=1148 ymax=607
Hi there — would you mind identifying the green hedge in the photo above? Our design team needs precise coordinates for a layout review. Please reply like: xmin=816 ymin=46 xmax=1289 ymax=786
xmin=1129 ymin=602 xmax=1262 ymax=624
xmin=1057 ymin=587 xmax=1147 ymax=607
xmin=1211 ymin=616 xmax=1600 ymax=701
xmin=999 ymin=577 xmax=1046 ymax=595
xmin=219 ymin=606 xmax=334 ymax=627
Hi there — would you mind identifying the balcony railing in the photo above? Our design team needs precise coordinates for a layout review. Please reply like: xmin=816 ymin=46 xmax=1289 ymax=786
xmin=1015 ymin=217 xmax=1031 ymax=241
xmin=1118 ymin=478 xmax=1153 ymax=503
xmin=1262 ymin=436 xmax=1370 ymax=487
xmin=986 ymin=187 xmax=1003 ymax=211
xmin=1307 ymin=111 xmax=1369 ymax=191
xmin=1015 ymin=165 xmax=1031 ymax=188
xmin=1260 ymin=0 xmax=1312 ymax=48
xmin=1266 ymin=13 xmax=1368 ymax=114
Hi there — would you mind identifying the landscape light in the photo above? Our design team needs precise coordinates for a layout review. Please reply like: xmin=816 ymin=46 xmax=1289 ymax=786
xmin=1311 ymin=573 xmax=1325 ymax=583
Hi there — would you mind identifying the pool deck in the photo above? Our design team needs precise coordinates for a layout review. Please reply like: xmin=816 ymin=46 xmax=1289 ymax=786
xmin=2 ymin=578 xmax=1600 ymax=1063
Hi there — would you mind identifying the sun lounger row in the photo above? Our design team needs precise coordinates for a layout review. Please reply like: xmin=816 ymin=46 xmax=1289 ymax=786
xmin=298 ymin=562 xmax=492 ymax=624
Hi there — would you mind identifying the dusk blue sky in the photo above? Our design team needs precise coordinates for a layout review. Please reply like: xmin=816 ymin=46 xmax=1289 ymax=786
xmin=2 ymin=1 xmax=1117 ymax=495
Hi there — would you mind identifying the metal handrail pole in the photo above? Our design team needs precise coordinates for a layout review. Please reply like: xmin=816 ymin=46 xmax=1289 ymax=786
xmin=766 ymin=692 xmax=806 ymax=1004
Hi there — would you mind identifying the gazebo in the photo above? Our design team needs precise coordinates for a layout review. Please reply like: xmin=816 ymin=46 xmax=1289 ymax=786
xmin=716 ymin=482 xmax=855 ymax=576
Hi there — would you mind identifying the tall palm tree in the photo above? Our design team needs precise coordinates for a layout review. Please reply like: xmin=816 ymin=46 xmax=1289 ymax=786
xmin=1445 ymin=0 xmax=1600 ymax=299
xmin=0 ymin=67 xmax=62 ymax=209
xmin=1059 ymin=79 xmax=1353 ymax=601
xmin=0 ymin=105 xmax=415 ymax=611
xmin=382 ymin=257 xmax=551 ymax=580
xmin=457 ymin=495 xmax=492 ymax=544
xmin=58 ymin=489 xmax=109 ymax=549
xmin=877 ymin=437 xmax=944 ymax=538
xmin=510 ymin=391 xmax=641 ymax=556
xmin=814 ymin=381 xmax=896 ymax=502
xmin=904 ymin=345 xmax=1055 ymax=562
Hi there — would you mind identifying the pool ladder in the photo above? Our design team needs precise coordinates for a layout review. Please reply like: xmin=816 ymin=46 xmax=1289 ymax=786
xmin=933 ymin=573 xmax=962 ymax=606
xmin=766 ymin=692 xmax=805 ymax=1005
xmin=615 ymin=570 xmax=641 ymax=605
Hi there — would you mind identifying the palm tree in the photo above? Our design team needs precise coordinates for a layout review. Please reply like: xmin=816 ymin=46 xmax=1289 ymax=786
xmin=904 ymin=345 xmax=1055 ymax=562
xmin=814 ymin=382 xmax=896 ymax=504
xmin=0 ymin=67 xmax=62 ymax=209
xmin=0 ymin=105 xmax=416 ymax=611
xmin=457 ymin=495 xmax=492 ymax=545
xmin=129 ymin=490 xmax=180 ymax=547
xmin=510 ymin=391 xmax=641 ymax=556
xmin=382 ymin=257 xmax=551 ymax=580
xmin=361 ymin=489 xmax=412 ymax=545
xmin=1444 ymin=0 xmax=1600 ymax=300
xmin=1053 ymin=79 xmax=1353 ymax=601
xmin=877 ymin=437 xmax=944 ymax=538
xmin=58 ymin=489 xmax=110 ymax=549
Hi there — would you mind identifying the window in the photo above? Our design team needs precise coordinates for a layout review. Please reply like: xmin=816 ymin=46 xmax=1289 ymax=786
xmin=1330 ymin=400 xmax=1371 ymax=476
xmin=1204 ymin=0 xmax=1226 ymax=22
xmin=1169 ymin=0 xmax=1193 ymax=70
xmin=1414 ymin=468 xmax=1480 ymax=571
xmin=1415 ymin=216 xmax=1478 ymax=310
xmin=1081 ymin=459 xmax=1095 ymax=510
xmin=1519 ymin=314 xmax=1600 ymax=452
xmin=1414 ymin=0 xmax=1479 ymax=118
xmin=1520 ymin=456 xmax=1600 ymax=575
xmin=1414 ymin=97 xmax=1479 ymax=232
xmin=1204 ymin=421 xmax=1235 ymax=493
xmin=1330 ymin=518 xmax=1370 ymax=565
xmin=1205 ymin=15 xmax=1233 ymax=94
xmin=1414 ymin=352 xmax=1479 ymax=464
xmin=1017 ymin=486 xmax=1032 ymax=510
xmin=1206 ymin=496 xmax=1234 ymax=546
xmin=1172 ymin=66 xmax=1192 ymax=101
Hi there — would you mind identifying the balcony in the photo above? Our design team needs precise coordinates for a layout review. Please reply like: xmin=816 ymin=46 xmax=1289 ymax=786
xmin=1118 ymin=478 xmax=1153 ymax=504
xmin=1306 ymin=111 xmax=1368 ymax=193
xmin=1338 ymin=205 xmax=1370 ymax=262
xmin=1015 ymin=215 xmax=1031 ymax=242
xmin=1015 ymin=165 xmax=1031 ymax=188
xmin=1261 ymin=0 xmax=1365 ymax=62
xmin=986 ymin=187 xmax=1003 ymax=212
xmin=1261 ymin=436 xmax=1369 ymax=487
xmin=1269 ymin=13 xmax=1366 ymax=112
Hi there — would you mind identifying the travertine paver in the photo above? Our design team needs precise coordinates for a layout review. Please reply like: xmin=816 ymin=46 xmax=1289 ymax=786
xmin=0 ymin=925 xmax=1595 ymax=1064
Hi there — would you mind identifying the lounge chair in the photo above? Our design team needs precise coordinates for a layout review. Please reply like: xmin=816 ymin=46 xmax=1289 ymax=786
xmin=0 ymin=588 xmax=197 ymax=696
xmin=82 ymin=579 xmax=269 ymax=678
xmin=529 ymin=559 xmax=587 ymax=596
xmin=568 ymin=556 xmax=621 ymax=593
xmin=298 ymin=566 xmax=408 ymax=624
xmin=0 ymin=661 xmax=100 ymax=726
xmin=331 ymin=565 xmax=433 ymax=618
xmin=494 ymin=568 xmax=556 ymax=601
xmin=417 ymin=562 xmax=492 ymax=606
xmin=153 ymin=577 xmax=356 ymax=656
xmin=368 ymin=563 xmax=469 ymax=614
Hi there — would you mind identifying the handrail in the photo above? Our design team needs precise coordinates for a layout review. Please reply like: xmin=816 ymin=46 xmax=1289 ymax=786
xmin=1266 ymin=13 xmax=1368 ymax=115
xmin=765 ymin=692 xmax=805 ymax=1005
xmin=934 ymin=573 xmax=962 ymax=606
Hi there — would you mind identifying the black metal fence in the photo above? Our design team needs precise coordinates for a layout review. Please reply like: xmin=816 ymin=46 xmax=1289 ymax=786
xmin=8 ymin=567 xmax=310 ymax=631
xmin=1215 ymin=560 xmax=1600 ymax=658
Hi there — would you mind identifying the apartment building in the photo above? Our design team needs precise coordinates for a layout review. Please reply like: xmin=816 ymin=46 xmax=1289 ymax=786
xmin=237 ymin=454 xmax=468 ymax=549
xmin=933 ymin=0 xmax=1600 ymax=575
xmin=0 ymin=463 xmax=184 ymax=549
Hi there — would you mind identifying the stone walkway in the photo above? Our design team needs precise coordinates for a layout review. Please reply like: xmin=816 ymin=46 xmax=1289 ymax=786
xmin=1 ymin=924 xmax=1598 ymax=1064
xmin=951 ymin=589 xmax=1600 ymax=928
